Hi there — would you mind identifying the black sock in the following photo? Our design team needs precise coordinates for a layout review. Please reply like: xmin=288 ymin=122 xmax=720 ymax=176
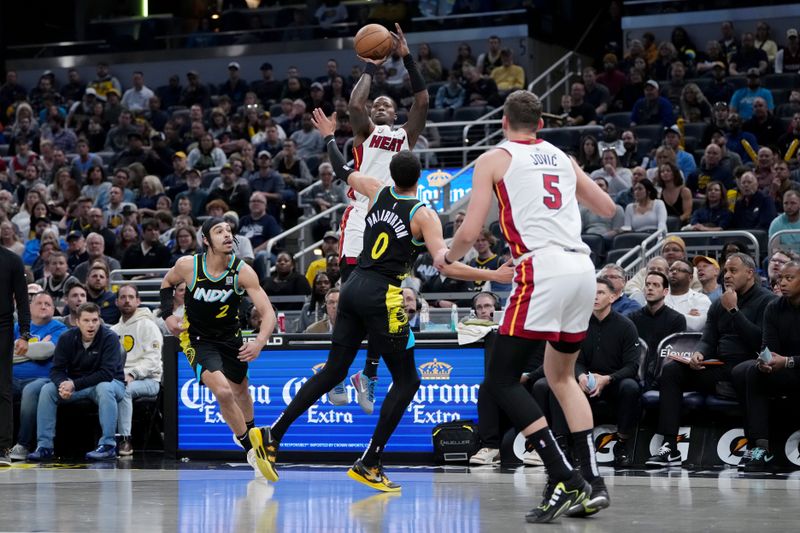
xmin=571 ymin=429 xmax=599 ymax=482
xmin=527 ymin=428 xmax=573 ymax=482
xmin=237 ymin=431 xmax=253 ymax=452
xmin=363 ymin=358 xmax=380 ymax=380
xmin=245 ymin=419 xmax=256 ymax=431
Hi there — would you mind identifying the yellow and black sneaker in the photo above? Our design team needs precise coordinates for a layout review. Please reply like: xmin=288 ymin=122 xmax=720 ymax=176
xmin=565 ymin=476 xmax=610 ymax=517
xmin=347 ymin=459 xmax=401 ymax=493
xmin=248 ymin=426 xmax=279 ymax=482
xmin=525 ymin=470 xmax=590 ymax=523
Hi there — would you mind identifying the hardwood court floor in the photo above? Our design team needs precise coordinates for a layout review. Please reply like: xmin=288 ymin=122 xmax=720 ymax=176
xmin=1 ymin=459 xmax=798 ymax=532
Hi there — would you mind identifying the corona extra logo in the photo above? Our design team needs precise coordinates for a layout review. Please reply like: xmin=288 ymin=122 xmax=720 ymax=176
xmin=418 ymin=359 xmax=452 ymax=380
xmin=426 ymin=169 xmax=453 ymax=188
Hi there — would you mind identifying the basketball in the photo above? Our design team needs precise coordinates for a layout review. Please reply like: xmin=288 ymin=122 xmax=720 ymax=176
xmin=354 ymin=24 xmax=393 ymax=60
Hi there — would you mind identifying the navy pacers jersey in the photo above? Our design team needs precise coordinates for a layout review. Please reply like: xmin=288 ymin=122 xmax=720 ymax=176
xmin=183 ymin=253 xmax=245 ymax=345
xmin=358 ymin=186 xmax=425 ymax=281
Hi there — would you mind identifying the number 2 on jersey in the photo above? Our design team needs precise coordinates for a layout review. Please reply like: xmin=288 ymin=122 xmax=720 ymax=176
xmin=371 ymin=232 xmax=389 ymax=259
xmin=215 ymin=304 xmax=230 ymax=319
xmin=542 ymin=174 xmax=562 ymax=210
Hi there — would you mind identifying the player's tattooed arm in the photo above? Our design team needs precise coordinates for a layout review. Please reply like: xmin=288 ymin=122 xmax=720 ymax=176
xmin=349 ymin=61 xmax=376 ymax=143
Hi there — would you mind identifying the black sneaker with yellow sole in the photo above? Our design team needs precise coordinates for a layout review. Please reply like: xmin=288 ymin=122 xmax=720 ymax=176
xmin=565 ymin=476 xmax=610 ymax=517
xmin=248 ymin=426 xmax=279 ymax=482
xmin=525 ymin=470 xmax=590 ymax=523
xmin=347 ymin=459 xmax=401 ymax=493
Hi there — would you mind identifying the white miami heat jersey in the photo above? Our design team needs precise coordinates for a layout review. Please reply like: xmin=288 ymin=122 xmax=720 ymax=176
xmin=493 ymin=139 xmax=589 ymax=259
xmin=341 ymin=125 xmax=410 ymax=259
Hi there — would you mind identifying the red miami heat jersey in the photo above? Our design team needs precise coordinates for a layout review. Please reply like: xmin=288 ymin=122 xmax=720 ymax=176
xmin=493 ymin=139 xmax=589 ymax=258
xmin=341 ymin=125 xmax=410 ymax=260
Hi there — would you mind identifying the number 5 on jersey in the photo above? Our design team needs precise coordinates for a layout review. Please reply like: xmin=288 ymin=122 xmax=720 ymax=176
xmin=543 ymin=174 xmax=562 ymax=210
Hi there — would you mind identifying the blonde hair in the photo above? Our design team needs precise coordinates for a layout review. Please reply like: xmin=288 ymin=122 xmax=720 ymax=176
xmin=142 ymin=175 xmax=165 ymax=196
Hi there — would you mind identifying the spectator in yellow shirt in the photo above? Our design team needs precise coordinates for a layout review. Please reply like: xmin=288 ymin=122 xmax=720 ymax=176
xmin=305 ymin=231 xmax=339 ymax=286
xmin=490 ymin=49 xmax=525 ymax=97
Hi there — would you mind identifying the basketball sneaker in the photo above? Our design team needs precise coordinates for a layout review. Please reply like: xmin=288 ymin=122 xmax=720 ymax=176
xmin=565 ymin=476 xmax=610 ymax=517
xmin=249 ymin=426 xmax=279 ymax=482
xmin=347 ymin=459 xmax=401 ymax=492
xmin=525 ymin=470 xmax=590 ymax=523
xmin=350 ymin=371 xmax=376 ymax=414
xmin=743 ymin=447 xmax=775 ymax=473
xmin=8 ymin=444 xmax=29 ymax=462
xmin=469 ymin=447 xmax=500 ymax=465
xmin=645 ymin=444 xmax=681 ymax=467
xmin=247 ymin=449 xmax=266 ymax=479
xmin=522 ymin=449 xmax=544 ymax=466
xmin=328 ymin=381 xmax=348 ymax=405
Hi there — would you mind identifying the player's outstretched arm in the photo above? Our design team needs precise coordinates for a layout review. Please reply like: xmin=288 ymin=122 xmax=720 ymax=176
xmin=349 ymin=50 xmax=385 ymax=144
xmin=393 ymin=23 xmax=429 ymax=147
xmin=311 ymin=108 xmax=383 ymax=202
xmin=416 ymin=206 xmax=513 ymax=284
xmin=435 ymin=150 xmax=503 ymax=269
xmin=572 ymin=158 xmax=616 ymax=218
xmin=160 ymin=256 xmax=192 ymax=336
xmin=237 ymin=263 xmax=276 ymax=362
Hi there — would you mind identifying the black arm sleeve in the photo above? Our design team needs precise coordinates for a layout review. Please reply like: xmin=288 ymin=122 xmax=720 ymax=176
xmin=160 ymin=287 xmax=175 ymax=319
xmin=403 ymin=54 xmax=426 ymax=94
xmin=12 ymin=254 xmax=30 ymax=336
xmin=324 ymin=135 xmax=355 ymax=183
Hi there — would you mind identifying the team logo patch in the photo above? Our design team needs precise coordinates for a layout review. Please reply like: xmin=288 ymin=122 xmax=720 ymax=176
xmin=122 ymin=335 xmax=135 ymax=353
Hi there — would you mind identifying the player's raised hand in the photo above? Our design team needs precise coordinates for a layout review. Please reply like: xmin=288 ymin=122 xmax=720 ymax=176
xmin=392 ymin=23 xmax=410 ymax=57
xmin=238 ymin=339 xmax=265 ymax=362
xmin=311 ymin=108 xmax=337 ymax=137
xmin=357 ymin=54 xmax=389 ymax=66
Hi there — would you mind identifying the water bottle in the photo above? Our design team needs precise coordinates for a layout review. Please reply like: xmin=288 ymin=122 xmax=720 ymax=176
xmin=277 ymin=312 xmax=286 ymax=333
xmin=586 ymin=372 xmax=596 ymax=392
xmin=419 ymin=302 xmax=429 ymax=332
xmin=450 ymin=304 xmax=459 ymax=332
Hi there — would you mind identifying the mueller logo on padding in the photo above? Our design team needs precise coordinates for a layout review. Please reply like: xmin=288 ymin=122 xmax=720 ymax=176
xmin=193 ymin=288 xmax=234 ymax=303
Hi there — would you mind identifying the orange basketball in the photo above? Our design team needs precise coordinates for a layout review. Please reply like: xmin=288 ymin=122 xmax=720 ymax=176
xmin=354 ymin=24 xmax=393 ymax=60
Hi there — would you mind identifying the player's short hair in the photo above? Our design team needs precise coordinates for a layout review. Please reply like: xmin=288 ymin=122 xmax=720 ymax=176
xmin=503 ymin=90 xmax=543 ymax=132
xmin=389 ymin=150 xmax=421 ymax=188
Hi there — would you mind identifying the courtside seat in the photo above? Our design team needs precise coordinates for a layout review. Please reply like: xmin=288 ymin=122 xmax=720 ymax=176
xmin=704 ymin=394 xmax=742 ymax=415
xmin=642 ymin=390 xmax=706 ymax=410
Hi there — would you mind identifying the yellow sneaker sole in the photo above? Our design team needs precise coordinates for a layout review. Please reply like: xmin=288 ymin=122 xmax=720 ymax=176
xmin=346 ymin=467 xmax=401 ymax=493
xmin=248 ymin=428 xmax=279 ymax=482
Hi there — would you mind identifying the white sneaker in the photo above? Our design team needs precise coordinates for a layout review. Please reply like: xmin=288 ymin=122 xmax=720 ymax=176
xmin=233 ymin=433 xmax=244 ymax=449
xmin=522 ymin=449 xmax=544 ymax=466
xmin=328 ymin=381 xmax=348 ymax=405
xmin=247 ymin=448 xmax=266 ymax=479
xmin=8 ymin=444 xmax=29 ymax=461
xmin=469 ymin=447 xmax=500 ymax=465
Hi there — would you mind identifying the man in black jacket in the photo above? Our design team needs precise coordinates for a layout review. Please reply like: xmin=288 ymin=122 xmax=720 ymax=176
xmin=731 ymin=260 xmax=800 ymax=472
xmin=534 ymin=278 xmax=641 ymax=468
xmin=646 ymin=253 xmax=776 ymax=467
xmin=630 ymin=271 xmax=687 ymax=391
xmin=0 ymin=247 xmax=30 ymax=466
xmin=27 ymin=303 xmax=125 ymax=462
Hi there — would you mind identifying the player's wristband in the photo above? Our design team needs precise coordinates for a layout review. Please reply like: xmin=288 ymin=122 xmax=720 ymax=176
xmin=160 ymin=287 xmax=175 ymax=320
xmin=364 ymin=63 xmax=377 ymax=76
xmin=324 ymin=135 xmax=355 ymax=183
xmin=403 ymin=54 xmax=426 ymax=94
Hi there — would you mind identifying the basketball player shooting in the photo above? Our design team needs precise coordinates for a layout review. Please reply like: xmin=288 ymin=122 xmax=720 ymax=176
xmin=434 ymin=90 xmax=617 ymax=523
xmin=328 ymin=23 xmax=430 ymax=415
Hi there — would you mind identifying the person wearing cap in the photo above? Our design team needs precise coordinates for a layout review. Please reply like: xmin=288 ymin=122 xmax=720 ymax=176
xmin=694 ymin=255 xmax=722 ymax=302
xmin=163 ymin=152 xmax=189 ymax=199
xmin=657 ymin=125 xmax=696 ymax=178
xmin=175 ymin=169 xmax=208 ymax=219
xmin=630 ymin=79 xmax=675 ymax=127
xmin=251 ymin=62 xmax=282 ymax=105
xmin=597 ymin=53 xmax=626 ymax=100
xmin=205 ymin=162 xmax=250 ymax=217
xmin=120 ymin=71 xmax=154 ymax=113
xmin=307 ymin=82 xmax=334 ymax=115
xmin=219 ymin=62 xmax=248 ymax=108
xmin=729 ymin=32 xmax=768 ymax=76
xmin=121 ymin=218 xmax=171 ymax=271
xmin=249 ymin=151 xmax=284 ymax=220
xmin=305 ymin=231 xmax=341 ymax=286
xmin=66 ymin=231 xmax=88 ymax=272
xmin=730 ymin=68 xmax=774 ymax=121
xmin=180 ymin=70 xmax=211 ymax=109
xmin=775 ymin=28 xmax=800 ymax=74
